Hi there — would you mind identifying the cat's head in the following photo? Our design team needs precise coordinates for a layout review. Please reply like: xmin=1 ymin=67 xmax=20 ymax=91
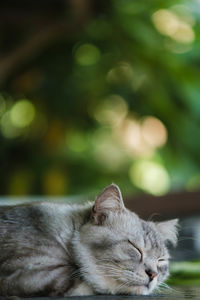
xmin=73 ymin=184 xmax=178 ymax=295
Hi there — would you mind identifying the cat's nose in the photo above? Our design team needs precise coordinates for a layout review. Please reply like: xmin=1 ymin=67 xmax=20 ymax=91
xmin=145 ymin=269 xmax=158 ymax=281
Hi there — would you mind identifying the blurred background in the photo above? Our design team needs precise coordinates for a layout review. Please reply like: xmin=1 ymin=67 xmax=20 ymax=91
xmin=1 ymin=0 xmax=200 ymax=197
xmin=1 ymin=0 xmax=200 ymax=280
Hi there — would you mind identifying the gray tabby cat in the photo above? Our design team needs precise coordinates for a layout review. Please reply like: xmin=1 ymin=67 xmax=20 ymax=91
xmin=0 ymin=184 xmax=178 ymax=297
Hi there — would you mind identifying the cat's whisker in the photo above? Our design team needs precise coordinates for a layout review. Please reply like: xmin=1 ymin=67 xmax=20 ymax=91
xmin=178 ymin=236 xmax=199 ymax=242
xmin=155 ymin=286 xmax=172 ymax=295
xmin=97 ymin=263 xmax=123 ymax=271
xmin=97 ymin=267 xmax=122 ymax=277
xmin=116 ymin=279 xmax=134 ymax=292
xmin=97 ymin=262 xmax=126 ymax=272
xmin=115 ymin=281 xmax=128 ymax=291
xmin=69 ymin=266 xmax=89 ymax=280
xmin=97 ymin=264 xmax=147 ymax=285
xmin=159 ymin=282 xmax=172 ymax=289
xmin=159 ymin=282 xmax=177 ymax=293
xmin=69 ymin=269 xmax=81 ymax=280
xmin=159 ymin=282 xmax=169 ymax=287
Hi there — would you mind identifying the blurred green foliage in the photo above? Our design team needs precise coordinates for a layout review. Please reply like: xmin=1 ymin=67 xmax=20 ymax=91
xmin=0 ymin=0 xmax=200 ymax=197
xmin=169 ymin=260 xmax=200 ymax=285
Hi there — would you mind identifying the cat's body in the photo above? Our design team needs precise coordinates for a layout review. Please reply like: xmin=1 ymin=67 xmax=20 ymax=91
xmin=0 ymin=184 xmax=178 ymax=296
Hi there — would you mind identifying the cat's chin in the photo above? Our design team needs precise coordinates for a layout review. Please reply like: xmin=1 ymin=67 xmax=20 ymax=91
xmin=132 ymin=277 xmax=158 ymax=295
xmin=124 ymin=285 xmax=153 ymax=296
xmin=132 ymin=285 xmax=151 ymax=295
xmin=120 ymin=282 xmax=157 ymax=296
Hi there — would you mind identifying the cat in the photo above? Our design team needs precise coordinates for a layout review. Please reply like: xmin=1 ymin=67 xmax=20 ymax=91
xmin=0 ymin=184 xmax=178 ymax=297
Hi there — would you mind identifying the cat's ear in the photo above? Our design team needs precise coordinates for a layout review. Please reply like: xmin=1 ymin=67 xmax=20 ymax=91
xmin=91 ymin=184 xmax=125 ymax=225
xmin=156 ymin=219 xmax=179 ymax=246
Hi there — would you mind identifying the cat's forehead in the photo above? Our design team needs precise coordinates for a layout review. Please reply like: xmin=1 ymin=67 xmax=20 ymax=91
xmin=107 ymin=210 xmax=145 ymax=243
xmin=141 ymin=220 xmax=167 ymax=254
xmin=112 ymin=213 xmax=166 ymax=252
xmin=110 ymin=210 xmax=142 ymax=232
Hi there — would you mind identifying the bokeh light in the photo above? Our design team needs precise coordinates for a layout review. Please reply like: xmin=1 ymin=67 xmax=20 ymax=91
xmin=68 ymin=131 xmax=88 ymax=153
xmin=141 ymin=116 xmax=168 ymax=148
xmin=10 ymin=99 xmax=36 ymax=128
xmin=1 ymin=111 xmax=21 ymax=138
xmin=129 ymin=160 xmax=170 ymax=196
xmin=152 ymin=9 xmax=195 ymax=44
xmin=93 ymin=94 xmax=128 ymax=127
xmin=74 ymin=43 xmax=101 ymax=66
xmin=119 ymin=117 xmax=148 ymax=157
xmin=118 ymin=116 xmax=167 ymax=157
xmin=107 ymin=62 xmax=133 ymax=84
xmin=92 ymin=128 xmax=126 ymax=171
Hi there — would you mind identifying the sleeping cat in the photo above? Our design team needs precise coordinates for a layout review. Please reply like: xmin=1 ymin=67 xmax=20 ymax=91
xmin=0 ymin=184 xmax=178 ymax=296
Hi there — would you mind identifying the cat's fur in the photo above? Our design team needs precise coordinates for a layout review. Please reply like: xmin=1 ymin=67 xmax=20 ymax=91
xmin=0 ymin=184 xmax=178 ymax=296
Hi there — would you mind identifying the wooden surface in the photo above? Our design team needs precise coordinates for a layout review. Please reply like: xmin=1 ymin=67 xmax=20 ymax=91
xmin=1 ymin=286 xmax=199 ymax=299
xmin=125 ymin=189 xmax=200 ymax=220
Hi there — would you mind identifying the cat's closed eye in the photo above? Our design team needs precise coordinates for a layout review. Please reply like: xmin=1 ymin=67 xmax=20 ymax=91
xmin=128 ymin=240 xmax=143 ymax=262
xmin=158 ymin=258 xmax=165 ymax=262
xmin=157 ymin=258 xmax=168 ymax=266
